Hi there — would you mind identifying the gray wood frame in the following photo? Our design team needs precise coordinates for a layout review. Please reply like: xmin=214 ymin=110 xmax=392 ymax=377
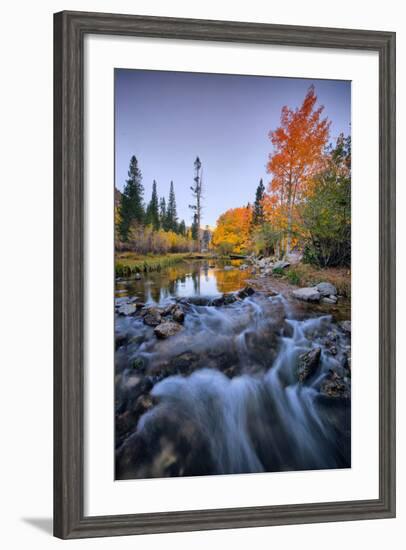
xmin=54 ymin=10 xmax=396 ymax=539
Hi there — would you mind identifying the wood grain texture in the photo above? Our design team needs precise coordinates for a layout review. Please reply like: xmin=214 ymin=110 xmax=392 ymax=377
xmin=53 ymin=10 xmax=396 ymax=539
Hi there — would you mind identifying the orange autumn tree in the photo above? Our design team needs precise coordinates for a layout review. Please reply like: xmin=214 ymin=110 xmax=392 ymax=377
xmin=267 ymin=85 xmax=331 ymax=256
xmin=212 ymin=206 xmax=252 ymax=255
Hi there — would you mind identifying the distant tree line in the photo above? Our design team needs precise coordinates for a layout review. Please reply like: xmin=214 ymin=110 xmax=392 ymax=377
xmin=116 ymin=155 xmax=203 ymax=254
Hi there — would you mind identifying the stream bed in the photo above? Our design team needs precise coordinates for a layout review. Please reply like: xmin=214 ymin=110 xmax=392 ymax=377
xmin=115 ymin=259 xmax=351 ymax=479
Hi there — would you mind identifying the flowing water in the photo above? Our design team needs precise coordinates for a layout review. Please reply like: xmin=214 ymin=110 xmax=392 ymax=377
xmin=115 ymin=259 xmax=351 ymax=479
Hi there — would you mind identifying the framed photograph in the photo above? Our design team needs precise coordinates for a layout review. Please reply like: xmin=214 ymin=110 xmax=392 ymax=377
xmin=54 ymin=11 xmax=396 ymax=539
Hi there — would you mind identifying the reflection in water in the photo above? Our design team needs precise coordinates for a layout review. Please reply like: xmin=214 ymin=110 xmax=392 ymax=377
xmin=116 ymin=259 xmax=251 ymax=304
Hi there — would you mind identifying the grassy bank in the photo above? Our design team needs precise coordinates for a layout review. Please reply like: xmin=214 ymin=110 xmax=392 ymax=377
xmin=115 ymin=252 xmax=192 ymax=277
xmin=277 ymin=264 xmax=351 ymax=298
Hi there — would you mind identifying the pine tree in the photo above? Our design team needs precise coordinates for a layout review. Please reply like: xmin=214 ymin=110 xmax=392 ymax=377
xmin=166 ymin=181 xmax=178 ymax=232
xmin=191 ymin=212 xmax=199 ymax=241
xmin=119 ymin=155 xmax=144 ymax=241
xmin=189 ymin=157 xmax=203 ymax=249
xmin=178 ymin=220 xmax=186 ymax=236
xmin=159 ymin=197 xmax=167 ymax=230
xmin=145 ymin=180 xmax=160 ymax=230
xmin=252 ymin=179 xmax=265 ymax=226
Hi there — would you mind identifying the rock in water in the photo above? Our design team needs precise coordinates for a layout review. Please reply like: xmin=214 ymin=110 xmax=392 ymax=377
xmin=339 ymin=320 xmax=351 ymax=334
xmin=224 ymin=265 xmax=234 ymax=271
xmin=297 ymin=347 xmax=321 ymax=382
xmin=316 ymin=282 xmax=337 ymax=297
xmin=292 ymin=287 xmax=321 ymax=302
xmin=117 ymin=303 xmax=138 ymax=316
xmin=172 ymin=306 xmax=185 ymax=323
xmin=154 ymin=321 xmax=183 ymax=339
xmin=237 ymin=286 xmax=255 ymax=299
xmin=321 ymin=296 xmax=337 ymax=305
xmin=143 ymin=307 xmax=162 ymax=326
xmin=134 ymin=273 xmax=142 ymax=280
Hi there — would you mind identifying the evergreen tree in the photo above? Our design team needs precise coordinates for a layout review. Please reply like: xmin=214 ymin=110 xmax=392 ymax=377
xmin=191 ymin=212 xmax=199 ymax=241
xmin=252 ymin=179 xmax=265 ymax=226
xmin=145 ymin=180 xmax=160 ymax=230
xmin=178 ymin=220 xmax=186 ymax=236
xmin=119 ymin=155 xmax=144 ymax=241
xmin=159 ymin=197 xmax=167 ymax=230
xmin=166 ymin=181 xmax=178 ymax=232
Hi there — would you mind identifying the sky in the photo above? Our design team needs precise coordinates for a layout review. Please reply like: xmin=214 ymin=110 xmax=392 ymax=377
xmin=115 ymin=69 xmax=350 ymax=228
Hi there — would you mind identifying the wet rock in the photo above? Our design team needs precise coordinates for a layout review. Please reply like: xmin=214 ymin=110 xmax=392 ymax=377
xmin=321 ymin=296 xmax=337 ymax=305
xmin=237 ymin=286 xmax=255 ymax=299
xmin=172 ymin=305 xmax=185 ymax=323
xmin=292 ymin=287 xmax=321 ymax=302
xmin=134 ymin=393 xmax=155 ymax=416
xmin=115 ymin=333 xmax=128 ymax=350
xmin=239 ymin=263 xmax=249 ymax=270
xmin=142 ymin=307 xmax=163 ymax=326
xmin=170 ymin=351 xmax=200 ymax=374
xmin=321 ymin=376 xmax=350 ymax=399
xmin=339 ymin=320 xmax=351 ymax=334
xmin=298 ymin=347 xmax=321 ymax=382
xmin=118 ymin=303 xmax=138 ymax=316
xmin=316 ymin=282 xmax=337 ymax=297
xmin=154 ymin=321 xmax=183 ymax=339
xmin=343 ymin=349 xmax=351 ymax=371
xmin=224 ymin=265 xmax=234 ymax=271
xmin=134 ymin=273 xmax=142 ymax=280
xmin=163 ymin=303 xmax=177 ymax=316
xmin=211 ymin=293 xmax=238 ymax=306
xmin=273 ymin=260 xmax=290 ymax=271
xmin=179 ymin=296 xmax=211 ymax=306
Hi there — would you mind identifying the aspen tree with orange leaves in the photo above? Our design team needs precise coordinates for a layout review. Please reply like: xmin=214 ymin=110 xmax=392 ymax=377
xmin=267 ymin=85 xmax=331 ymax=256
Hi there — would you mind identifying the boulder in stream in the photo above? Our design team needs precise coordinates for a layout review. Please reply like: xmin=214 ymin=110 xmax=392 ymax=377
xmin=316 ymin=282 xmax=337 ymax=297
xmin=297 ymin=347 xmax=321 ymax=382
xmin=117 ymin=303 xmax=138 ymax=316
xmin=172 ymin=305 xmax=185 ymax=323
xmin=339 ymin=320 xmax=351 ymax=334
xmin=292 ymin=287 xmax=321 ymax=302
xmin=154 ymin=321 xmax=183 ymax=339
xmin=143 ymin=307 xmax=162 ymax=327
xmin=237 ymin=286 xmax=255 ymax=299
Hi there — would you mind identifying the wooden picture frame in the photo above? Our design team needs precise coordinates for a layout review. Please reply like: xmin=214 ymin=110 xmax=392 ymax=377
xmin=54 ymin=10 xmax=396 ymax=539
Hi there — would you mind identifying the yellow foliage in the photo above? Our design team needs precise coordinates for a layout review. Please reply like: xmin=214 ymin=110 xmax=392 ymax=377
xmin=212 ymin=207 xmax=252 ymax=254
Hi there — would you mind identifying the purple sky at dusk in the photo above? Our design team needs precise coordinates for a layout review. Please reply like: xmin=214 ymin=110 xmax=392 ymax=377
xmin=115 ymin=69 xmax=350 ymax=228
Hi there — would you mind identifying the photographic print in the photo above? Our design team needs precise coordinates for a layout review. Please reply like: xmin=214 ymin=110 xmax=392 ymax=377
xmin=114 ymin=69 xmax=351 ymax=480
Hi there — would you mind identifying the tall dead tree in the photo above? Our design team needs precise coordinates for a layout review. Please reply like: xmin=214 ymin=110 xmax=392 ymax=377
xmin=189 ymin=156 xmax=203 ymax=251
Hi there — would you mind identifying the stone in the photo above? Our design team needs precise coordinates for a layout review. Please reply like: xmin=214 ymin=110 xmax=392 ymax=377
xmin=316 ymin=282 xmax=337 ymax=296
xmin=143 ymin=307 xmax=162 ymax=326
xmin=321 ymin=376 xmax=350 ymax=399
xmin=224 ymin=265 xmax=234 ymax=271
xmin=339 ymin=320 xmax=351 ymax=334
xmin=297 ymin=347 xmax=321 ymax=382
xmin=163 ymin=302 xmax=177 ymax=316
xmin=117 ymin=303 xmax=137 ymax=316
xmin=237 ymin=286 xmax=255 ymax=299
xmin=239 ymin=263 xmax=249 ymax=270
xmin=134 ymin=273 xmax=142 ymax=280
xmin=321 ymin=296 xmax=337 ymax=305
xmin=172 ymin=306 xmax=185 ymax=323
xmin=154 ymin=321 xmax=183 ymax=339
xmin=292 ymin=287 xmax=321 ymax=302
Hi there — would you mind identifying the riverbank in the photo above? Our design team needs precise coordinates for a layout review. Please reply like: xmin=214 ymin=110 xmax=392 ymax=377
xmin=116 ymin=252 xmax=197 ymax=276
